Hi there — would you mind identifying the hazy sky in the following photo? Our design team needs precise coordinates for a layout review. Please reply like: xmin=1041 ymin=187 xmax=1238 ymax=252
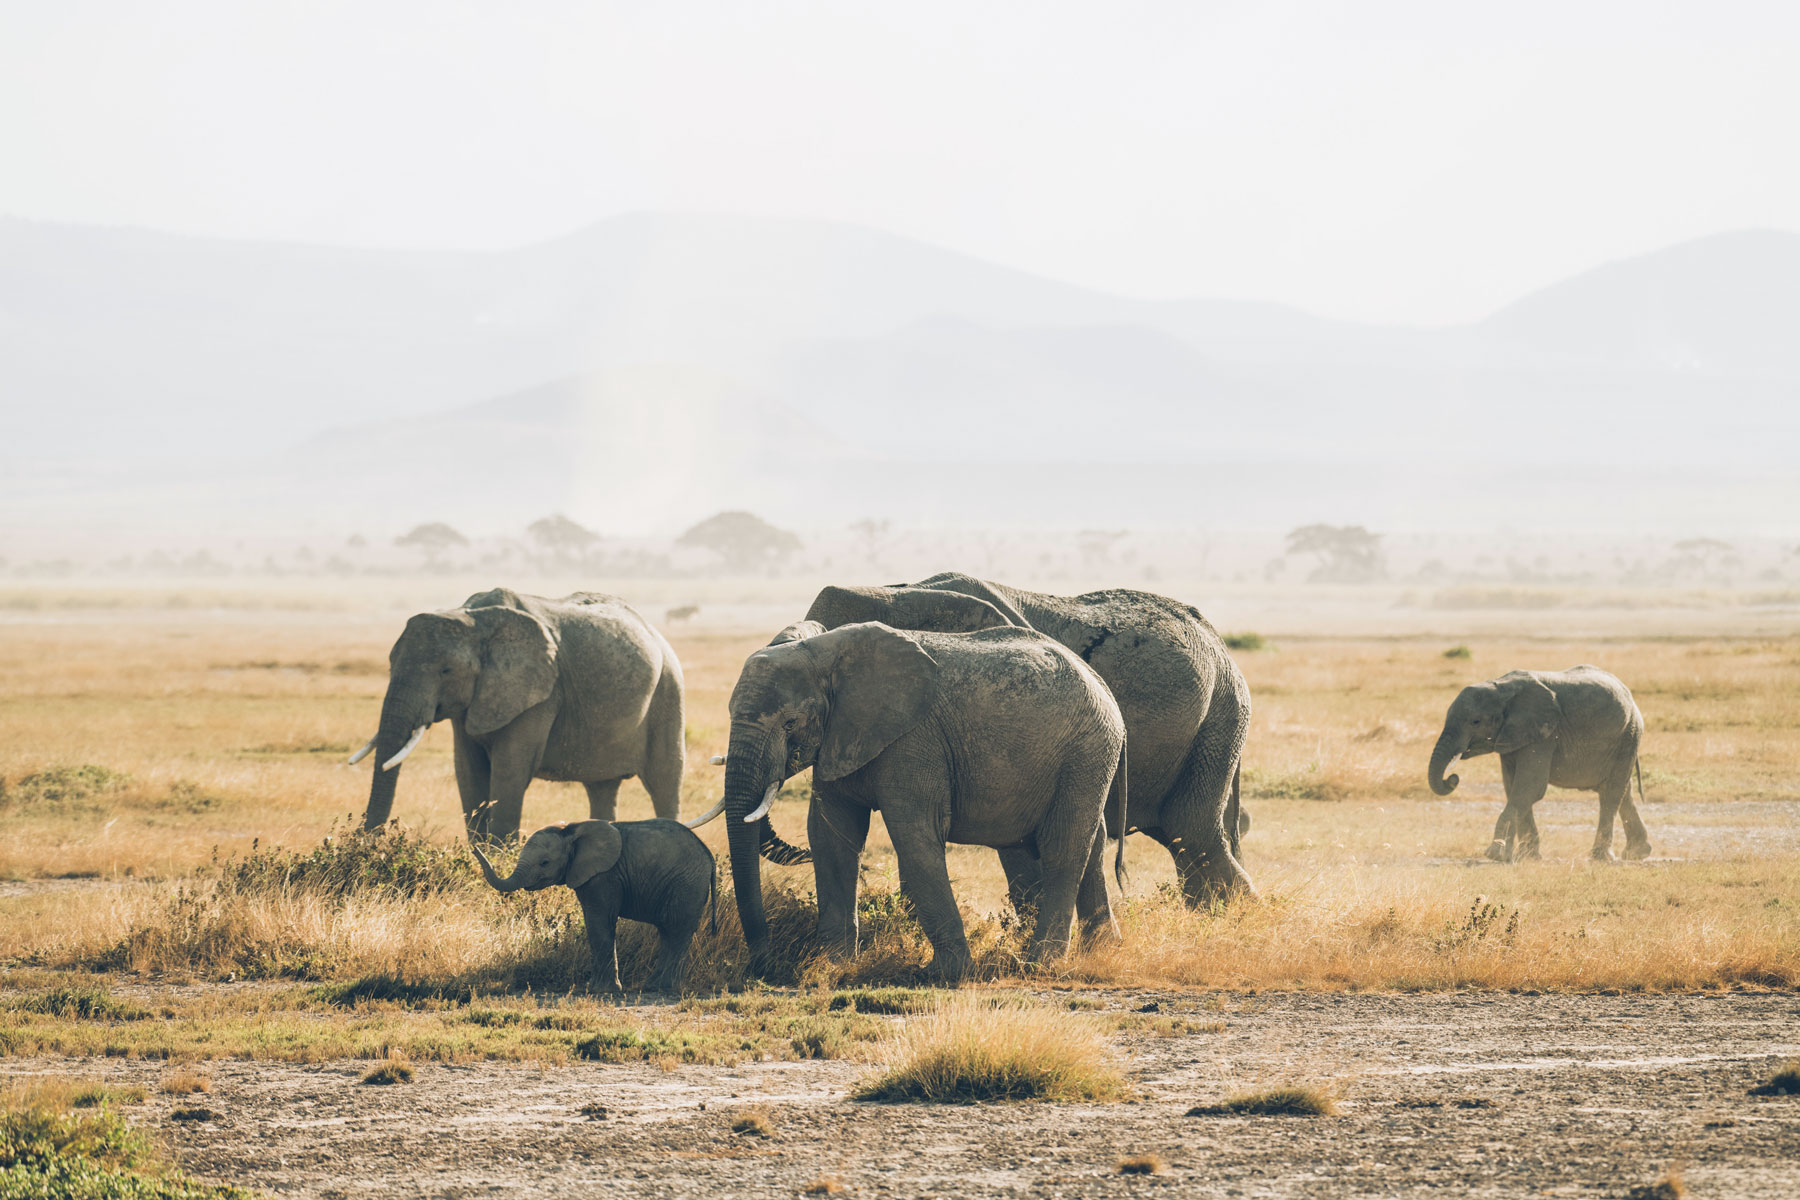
xmin=5 ymin=1 xmax=1796 ymax=323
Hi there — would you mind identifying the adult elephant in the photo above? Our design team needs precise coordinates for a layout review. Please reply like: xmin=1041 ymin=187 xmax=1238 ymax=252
xmin=718 ymin=620 xmax=1127 ymax=981
xmin=798 ymin=573 xmax=1253 ymax=905
xmin=349 ymin=589 xmax=687 ymax=842
xmin=1427 ymin=666 xmax=1651 ymax=862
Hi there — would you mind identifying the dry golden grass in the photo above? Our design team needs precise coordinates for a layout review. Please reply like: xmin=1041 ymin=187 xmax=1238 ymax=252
xmin=0 ymin=588 xmax=1796 ymax=1003
xmin=1187 ymin=1084 xmax=1339 ymax=1117
xmin=158 ymin=1068 xmax=211 ymax=1096
xmin=854 ymin=993 xmax=1127 ymax=1103
xmin=1116 ymin=1153 xmax=1169 ymax=1175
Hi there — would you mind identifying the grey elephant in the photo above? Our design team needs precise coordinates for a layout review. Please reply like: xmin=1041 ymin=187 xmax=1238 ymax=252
xmin=716 ymin=620 xmax=1126 ymax=982
xmin=349 ymin=588 xmax=685 ymax=842
xmin=1428 ymin=666 xmax=1651 ymax=862
xmin=470 ymin=819 xmax=715 ymax=994
xmin=797 ymin=573 xmax=1252 ymax=906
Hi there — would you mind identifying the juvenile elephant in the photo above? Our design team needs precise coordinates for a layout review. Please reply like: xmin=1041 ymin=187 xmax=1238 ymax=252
xmin=349 ymin=589 xmax=685 ymax=842
xmin=799 ymin=573 xmax=1253 ymax=906
xmin=470 ymin=819 xmax=715 ymax=994
xmin=718 ymin=621 xmax=1126 ymax=982
xmin=1427 ymin=666 xmax=1651 ymax=862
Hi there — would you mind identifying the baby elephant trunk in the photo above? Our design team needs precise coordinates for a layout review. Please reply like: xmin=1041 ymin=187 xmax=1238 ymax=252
xmin=468 ymin=838 xmax=524 ymax=893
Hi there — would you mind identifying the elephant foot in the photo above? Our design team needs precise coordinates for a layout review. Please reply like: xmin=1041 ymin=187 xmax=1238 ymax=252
xmin=1591 ymin=845 xmax=1618 ymax=863
xmin=924 ymin=953 xmax=972 ymax=987
xmin=1623 ymin=840 xmax=1652 ymax=861
xmin=1483 ymin=840 xmax=1511 ymax=863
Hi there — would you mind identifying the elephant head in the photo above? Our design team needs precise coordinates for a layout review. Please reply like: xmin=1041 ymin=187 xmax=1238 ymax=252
xmin=1427 ymin=673 xmax=1561 ymax=796
xmin=469 ymin=820 xmax=620 ymax=892
xmin=803 ymin=584 xmax=1016 ymax=634
xmin=353 ymin=599 xmax=557 ymax=831
xmin=722 ymin=621 xmax=940 ymax=973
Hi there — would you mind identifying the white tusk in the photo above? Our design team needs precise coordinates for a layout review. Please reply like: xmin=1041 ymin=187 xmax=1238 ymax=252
xmin=346 ymin=735 xmax=378 ymax=766
xmin=381 ymin=725 xmax=429 ymax=771
xmin=683 ymin=798 xmax=728 ymax=829
xmin=743 ymin=781 xmax=781 ymax=823
xmin=710 ymin=755 xmax=727 ymax=766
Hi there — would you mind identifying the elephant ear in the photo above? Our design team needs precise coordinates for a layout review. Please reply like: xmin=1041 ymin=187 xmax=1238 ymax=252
xmin=767 ymin=619 xmax=826 ymax=647
xmin=816 ymin=623 xmax=941 ymax=782
xmin=807 ymin=584 xmax=1017 ymax=634
xmin=1496 ymin=675 xmax=1560 ymax=753
xmin=563 ymin=820 xmax=622 ymax=889
xmin=466 ymin=606 xmax=558 ymax=736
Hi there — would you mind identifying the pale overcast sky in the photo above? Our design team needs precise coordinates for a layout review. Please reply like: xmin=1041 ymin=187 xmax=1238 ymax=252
xmin=4 ymin=1 xmax=1796 ymax=323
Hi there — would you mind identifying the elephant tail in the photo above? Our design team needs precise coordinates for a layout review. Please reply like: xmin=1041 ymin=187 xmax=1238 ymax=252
xmin=1635 ymin=757 xmax=1645 ymax=806
xmin=1109 ymin=740 xmax=1129 ymax=891
xmin=1226 ymin=762 xmax=1243 ymax=860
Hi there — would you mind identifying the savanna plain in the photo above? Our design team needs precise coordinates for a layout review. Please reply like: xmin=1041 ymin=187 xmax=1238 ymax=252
xmin=2 ymin=577 xmax=1797 ymax=1198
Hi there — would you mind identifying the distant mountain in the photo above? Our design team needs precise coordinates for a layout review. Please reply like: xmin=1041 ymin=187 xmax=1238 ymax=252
xmin=2 ymin=213 xmax=1796 ymax=540
xmin=1483 ymin=229 xmax=1800 ymax=377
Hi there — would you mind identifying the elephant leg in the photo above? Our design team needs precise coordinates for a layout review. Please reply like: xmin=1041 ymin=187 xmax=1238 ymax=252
xmin=1591 ymin=779 xmax=1624 ymax=862
xmin=574 ymin=889 xmax=623 ymax=994
xmin=642 ymin=674 xmax=685 ymax=821
xmin=1073 ymin=825 xmax=1118 ymax=950
xmin=647 ymin=922 xmax=697 ymax=995
xmin=476 ymin=708 xmax=552 ymax=842
xmin=1503 ymin=746 xmax=1551 ymax=861
xmin=1486 ymin=756 xmax=1519 ymax=862
xmin=1618 ymin=751 xmax=1652 ymax=859
xmin=1160 ymin=737 xmax=1255 ymax=907
xmin=1027 ymin=775 xmax=1113 ymax=963
xmin=809 ymin=792 xmax=870 ymax=958
xmin=885 ymin=816 xmax=970 ymax=984
xmin=996 ymin=843 xmax=1042 ymax=923
xmin=583 ymin=778 xmax=623 ymax=822
xmin=452 ymin=727 xmax=492 ymax=836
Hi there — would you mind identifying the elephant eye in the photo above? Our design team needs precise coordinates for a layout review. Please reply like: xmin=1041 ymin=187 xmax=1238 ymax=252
xmin=783 ymin=714 xmax=802 ymax=731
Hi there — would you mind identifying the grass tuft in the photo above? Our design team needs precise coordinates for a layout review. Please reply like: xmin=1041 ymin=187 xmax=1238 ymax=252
xmin=1187 ymin=1084 xmax=1338 ymax=1117
xmin=730 ymin=1108 xmax=773 ymax=1138
xmin=160 ymin=1070 xmax=211 ymax=1097
xmin=854 ymin=995 xmax=1126 ymax=1104
xmin=1749 ymin=1061 xmax=1800 ymax=1096
xmin=359 ymin=1056 xmax=414 ymax=1086
xmin=801 ymin=1177 xmax=845 ymax=1195
xmin=1443 ymin=644 xmax=1472 ymax=659
xmin=1625 ymin=1167 xmax=1687 ymax=1200
xmin=1223 ymin=632 xmax=1266 ymax=652
xmin=11 ymin=987 xmax=149 ymax=1022
xmin=1117 ymin=1153 xmax=1169 ymax=1175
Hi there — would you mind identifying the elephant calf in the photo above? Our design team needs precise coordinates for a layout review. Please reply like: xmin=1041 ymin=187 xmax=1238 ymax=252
xmin=1428 ymin=666 xmax=1650 ymax=862
xmin=471 ymin=819 xmax=714 ymax=994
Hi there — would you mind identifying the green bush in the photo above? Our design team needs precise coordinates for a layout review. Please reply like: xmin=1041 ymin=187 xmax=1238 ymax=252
xmin=0 ymin=1107 xmax=255 ymax=1199
xmin=1222 ymin=632 xmax=1266 ymax=652
xmin=9 ymin=989 xmax=148 ymax=1023
xmin=1443 ymin=644 xmax=1473 ymax=660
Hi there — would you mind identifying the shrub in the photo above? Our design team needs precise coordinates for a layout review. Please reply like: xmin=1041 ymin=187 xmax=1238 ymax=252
xmin=0 ymin=765 xmax=132 ymax=813
xmin=1222 ymin=632 xmax=1266 ymax=652
xmin=1443 ymin=644 xmax=1472 ymax=659
xmin=1749 ymin=1061 xmax=1800 ymax=1096
xmin=1187 ymin=1084 xmax=1337 ymax=1116
xmin=854 ymin=995 xmax=1125 ymax=1103
xmin=216 ymin=824 xmax=475 ymax=900
xmin=826 ymin=988 xmax=934 ymax=1015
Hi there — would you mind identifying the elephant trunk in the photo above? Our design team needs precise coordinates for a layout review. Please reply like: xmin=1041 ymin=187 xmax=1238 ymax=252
xmin=467 ymin=836 xmax=523 ymax=892
xmin=722 ymin=733 xmax=782 ymax=973
xmin=361 ymin=682 xmax=434 ymax=830
xmin=1427 ymin=727 xmax=1467 ymax=797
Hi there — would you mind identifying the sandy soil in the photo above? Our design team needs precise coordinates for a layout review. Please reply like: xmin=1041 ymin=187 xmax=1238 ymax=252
xmin=10 ymin=991 xmax=1799 ymax=1198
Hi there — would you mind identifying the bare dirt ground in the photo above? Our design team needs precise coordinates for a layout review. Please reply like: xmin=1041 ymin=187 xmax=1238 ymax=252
xmin=8 ymin=990 xmax=1797 ymax=1199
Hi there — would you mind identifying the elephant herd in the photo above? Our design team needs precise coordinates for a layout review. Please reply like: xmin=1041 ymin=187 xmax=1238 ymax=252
xmin=349 ymin=577 xmax=1652 ymax=993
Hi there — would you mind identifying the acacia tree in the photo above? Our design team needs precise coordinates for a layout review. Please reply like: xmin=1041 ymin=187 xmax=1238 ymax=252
xmin=527 ymin=514 xmax=601 ymax=568
xmin=1284 ymin=524 xmax=1386 ymax=583
xmin=677 ymin=511 xmax=802 ymax=574
xmin=394 ymin=522 xmax=469 ymax=569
